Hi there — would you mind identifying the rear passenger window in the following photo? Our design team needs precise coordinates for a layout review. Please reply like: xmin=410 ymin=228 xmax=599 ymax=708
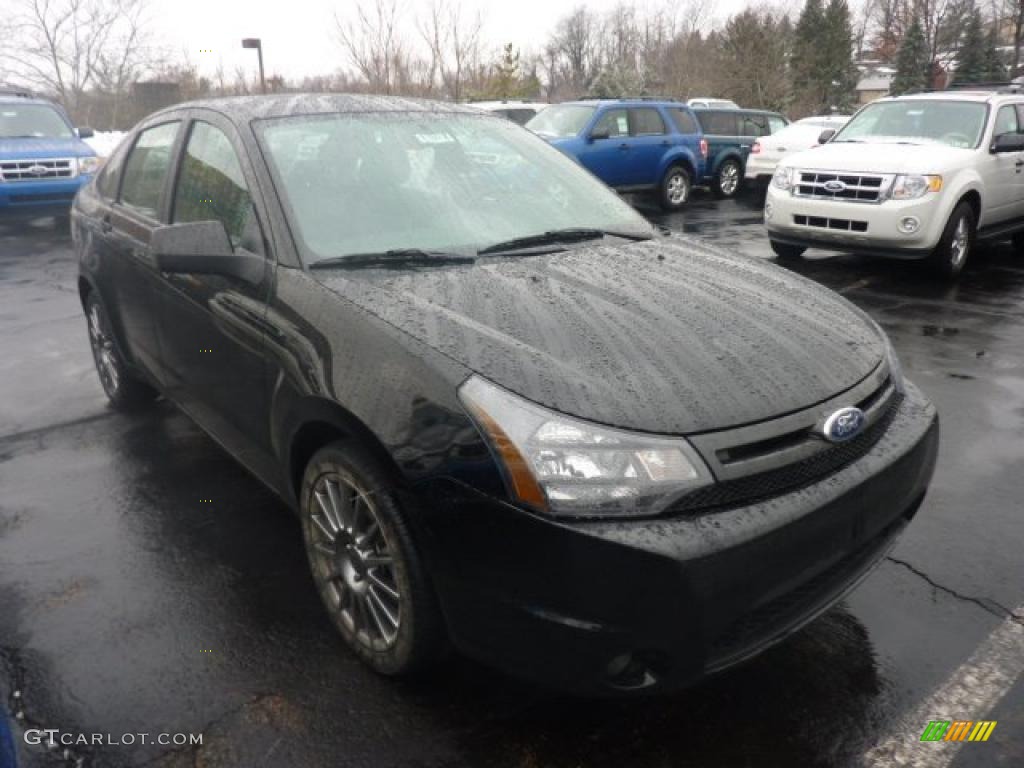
xmin=630 ymin=108 xmax=666 ymax=136
xmin=698 ymin=111 xmax=738 ymax=135
xmin=592 ymin=109 xmax=629 ymax=138
xmin=96 ymin=140 xmax=131 ymax=200
xmin=119 ymin=122 xmax=179 ymax=219
xmin=666 ymin=108 xmax=699 ymax=134
xmin=768 ymin=116 xmax=787 ymax=134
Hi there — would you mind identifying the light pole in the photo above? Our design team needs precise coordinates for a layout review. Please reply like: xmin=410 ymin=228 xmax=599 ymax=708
xmin=241 ymin=38 xmax=266 ymax=94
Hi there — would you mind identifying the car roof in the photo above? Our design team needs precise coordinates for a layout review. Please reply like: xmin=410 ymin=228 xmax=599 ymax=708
xmin=885 ymin=90 xmax=1022 ymax=104
xmin=557 ymin=99 xmax=687 ymax=108
xmin=0 ymin=94 xmax=58 ymax=107
xmin=147 ymin=93 xmax=491 ymax=124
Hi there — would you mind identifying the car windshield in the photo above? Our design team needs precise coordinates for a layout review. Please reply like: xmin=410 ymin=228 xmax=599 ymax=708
xmin=0 ymin=103 xmax=73 ymax=139
xmin=525 ymin=104 xmax=595 ymax=138
xmin=833 ymin=100 xmax=987 ymax=148
xmin=257 ymin=111 xmax=653 ymax=264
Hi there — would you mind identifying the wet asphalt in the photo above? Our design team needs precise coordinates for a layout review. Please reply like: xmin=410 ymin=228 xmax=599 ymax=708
xmin=1 ymin=189 xmax=1022 ymax=768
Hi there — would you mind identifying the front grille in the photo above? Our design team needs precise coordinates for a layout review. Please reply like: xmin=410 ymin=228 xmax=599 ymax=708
xmin=0 ymin=158 xmax=75 ymax=182
xmin=676 ymin=365 xmax=900 ymax=516
xmin=670 ymin=393 xmax=902 ymax=514
xmin=793 ymin=214 xmax=868 ymax=232
xmin=794 ymin=171 xmax=890 ymax=203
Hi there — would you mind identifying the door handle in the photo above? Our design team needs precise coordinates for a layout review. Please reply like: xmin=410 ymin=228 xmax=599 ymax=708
xmin=661 ymin=140 xmax=671 ymax=146
xmin=1015 ymin=159 xmax=1024 ymax=167
xmin=618 ymin=143 xmax=630 ymax=151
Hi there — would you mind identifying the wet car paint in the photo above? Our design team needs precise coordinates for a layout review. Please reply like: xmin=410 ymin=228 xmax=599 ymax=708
xmin=1 ymin=192 xmax=1023 ymax=766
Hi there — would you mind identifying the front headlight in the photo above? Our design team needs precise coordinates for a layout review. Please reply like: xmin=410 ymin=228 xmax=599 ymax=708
xmin=889 ymin=174 xmax=942 ymax=200
xmin=459 ymin=376 xmax=712 ymax=518
xmin=884 ymin=336 xmax=906 ymax=394
xmin=76 ymin=156 xmax=101 ymax=175
xmin=771 ymin=166 xmax=794 ymax=191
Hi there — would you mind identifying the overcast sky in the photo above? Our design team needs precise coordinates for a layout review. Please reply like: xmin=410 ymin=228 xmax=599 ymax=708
xmin=153 ymin=0 xmax=749 ymax=81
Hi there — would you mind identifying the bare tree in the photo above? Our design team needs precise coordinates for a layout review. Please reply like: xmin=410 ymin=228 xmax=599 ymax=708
xmin=419 ymin=0 xmax=483 ymax=100
xmin=335 ymin=0 xmax=410 ymax=94
xmin=0 ymin=0 xmax=155 ymax=117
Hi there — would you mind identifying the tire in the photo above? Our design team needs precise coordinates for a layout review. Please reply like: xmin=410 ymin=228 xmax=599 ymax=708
xmin=299 ymin=441 xmax=446 ymax=676
xmin=929 ymin=202 xmax=975 ymax=278
xmin=712 ymin=159 xmax=742 ymax=198
xmin=85 ymin=292 xmax=158 ymax=410
xmin=771 ymin=241 xmax=806 ymax=260
xmin=659 ymin=165 xmax=691 ymax=211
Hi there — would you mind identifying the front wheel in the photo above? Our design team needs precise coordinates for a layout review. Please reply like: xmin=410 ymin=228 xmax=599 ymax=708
xmin=299 ymin=442 xmax=446 ymax=676
xmin=929 ymin=203 xmax=975 ymax=278
xmin=85 ymin=293 xmax=157 ymax=410
xmin=713 ymin=159 xmax=742 ymax=198
xmin=659 ymin=165 xmax=691 ymax=210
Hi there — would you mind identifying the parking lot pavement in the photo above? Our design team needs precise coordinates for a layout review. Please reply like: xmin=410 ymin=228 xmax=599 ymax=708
xmin=1 ymin=194 xmax=1022 ymax=768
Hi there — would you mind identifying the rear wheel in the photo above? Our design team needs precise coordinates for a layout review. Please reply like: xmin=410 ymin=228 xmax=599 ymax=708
xmin=713 ymin=159 xmax=742 ymax=198
xmin=85 ymin=293 xmax=157 ymax=410
xmin=659 ymin=165 xmax=692 ymax=211
xmin=771 ymin=241 xmax=806 ymax=260
xmin=929 ymin=202 xmax=975 ymax=278
xmin=299 ymin=441 xmax=446 ymax=675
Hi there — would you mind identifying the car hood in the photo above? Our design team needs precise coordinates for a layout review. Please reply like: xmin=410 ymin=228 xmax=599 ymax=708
xmin=315 ymin=238 xmax=885 ymax=434
xmin=783 ymin=141 xmax=970 ymax=174
xmin=0 ymin=137 xmax=95 ymax=159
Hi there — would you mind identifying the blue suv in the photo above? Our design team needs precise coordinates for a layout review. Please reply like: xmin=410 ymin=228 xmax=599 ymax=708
xmin=526 ymin=99 xmax=705 ymax=210
xmin=0 ymin=86 xmax=99 ymax=223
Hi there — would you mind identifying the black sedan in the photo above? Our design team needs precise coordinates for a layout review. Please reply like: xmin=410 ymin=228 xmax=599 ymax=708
xmin=72 ymin=95 xmax=938 ymax=694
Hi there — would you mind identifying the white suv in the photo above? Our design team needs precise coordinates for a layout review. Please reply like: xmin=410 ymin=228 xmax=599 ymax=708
xmin=764 ymin=90 xmax=1024 ymax=277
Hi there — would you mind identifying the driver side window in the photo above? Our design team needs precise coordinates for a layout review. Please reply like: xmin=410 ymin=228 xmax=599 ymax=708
xmin=173 ymin=121 xmax=256 ymax=250
xmin=592 ymin=109 xmax=629 ymax=138
xmin=994 ymin=105 xmax=1019 ymax=138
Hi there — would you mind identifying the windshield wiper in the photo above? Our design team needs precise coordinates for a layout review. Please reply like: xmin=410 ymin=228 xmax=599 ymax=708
xmin=309 ymin=249 xmax=475 ymax=270
xmin=477 ymin=228 xmax=652 ymax=255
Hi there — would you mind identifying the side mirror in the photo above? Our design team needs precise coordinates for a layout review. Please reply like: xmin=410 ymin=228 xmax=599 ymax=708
xmin=151 ymin=220 xmax=264 ymax=284
xmin=990 ymin=132 xmax=1024 ymax=153
xmin=817 ymin=129 xmax=836 ymax=144
xmin=76 ymin=126 xmax=94 ymax=139
xmin=588 ymin=129 xmax=610 ymax=142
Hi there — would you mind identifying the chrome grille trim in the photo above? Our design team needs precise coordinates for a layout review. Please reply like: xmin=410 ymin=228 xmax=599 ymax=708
xmin=793 ymin=170 xmax=893 ymax=203
xmin=689 ymin=360 xmax=894 ymax=482
xmin=0 ymin=157 xmax=76 ymax=182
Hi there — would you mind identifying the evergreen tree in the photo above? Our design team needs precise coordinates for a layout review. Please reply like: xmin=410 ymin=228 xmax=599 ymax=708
xmin=821 ymin=0 xmax=859 ymax=111
xmin=983 ymin=27 xmax=1007 ymax=82
xmin=890 ymin=20 xmax=930 ymax=95
xmin=791 ymin=0 xmax=825 ymax=100
xmin=957 ymin=9 xmax=989 ymax=84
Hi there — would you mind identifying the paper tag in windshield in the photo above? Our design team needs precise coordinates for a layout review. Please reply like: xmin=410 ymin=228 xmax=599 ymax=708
xmin=415 ymin=133 xmax=455 ymax=144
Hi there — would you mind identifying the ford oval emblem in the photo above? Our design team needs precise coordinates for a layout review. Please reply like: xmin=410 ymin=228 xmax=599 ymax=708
xmin=822 ymin=407 xmax=866 ymax=443
xmin=823 ymin=179 xmax=847 ymax=193
xmin=27 ymin=164 xmax=48 ymax=176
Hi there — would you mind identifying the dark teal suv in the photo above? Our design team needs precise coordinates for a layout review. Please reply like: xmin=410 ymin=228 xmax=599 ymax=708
xmin=526 ymin=99 xmax=707 ymax=210
xmin=693 ymin=108 xmax=788 ymax=198
xmin=0 ymin=86 xmax=99 ymax=223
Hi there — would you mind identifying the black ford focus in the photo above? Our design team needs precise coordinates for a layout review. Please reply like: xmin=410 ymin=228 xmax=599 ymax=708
xmin=72 ymin=95 xmax=938 ymax=694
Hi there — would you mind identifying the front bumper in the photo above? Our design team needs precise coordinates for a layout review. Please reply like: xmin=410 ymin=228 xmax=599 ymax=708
xmin=0 ymin=175 xmax=91 ymax=220
xmin=417 ymin=381 xmax=938 ymax=694
xmin=764 ymin=186 xmax=946 ymax=257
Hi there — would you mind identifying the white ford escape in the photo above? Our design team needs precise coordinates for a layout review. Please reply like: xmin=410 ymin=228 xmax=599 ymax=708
xmin=764 ymin=89 xmax=1024 ymax=277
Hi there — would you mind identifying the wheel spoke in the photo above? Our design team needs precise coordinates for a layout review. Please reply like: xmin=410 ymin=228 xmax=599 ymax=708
xmin=365 ymin=591 xmax=390 ymax=639
xmin=367 ymin=571 xmax=399 ymax=601
xmin=368 ymin=586 xmax=399 ymax=630
xmin=326 ymin=478 xmax=352 ymax=531
xmin=363 ymin=554 xmax=393 ymax=568
xmin=356 ymin=518 xmax=379 ymax=548
xmin=311 ymin=511 xmax=336 ymax=543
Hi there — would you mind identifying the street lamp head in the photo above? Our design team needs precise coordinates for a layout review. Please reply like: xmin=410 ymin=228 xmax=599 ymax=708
xmin=241 ymin=38 xmax=261 ymax=49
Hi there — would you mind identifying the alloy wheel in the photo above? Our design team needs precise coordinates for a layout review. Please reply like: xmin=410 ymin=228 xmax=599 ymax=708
xmin=307 ymin=472 xmax=403 ymax=651
xmin=88 ymin=302 xmax=120 ymax=396
xmin=950 ymin=215 xmax=969 ymax=268
xmin=720 ymin=163 xmax=739 ymax=196
xmin=667 ymin=171 xmax=689 ymax=205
